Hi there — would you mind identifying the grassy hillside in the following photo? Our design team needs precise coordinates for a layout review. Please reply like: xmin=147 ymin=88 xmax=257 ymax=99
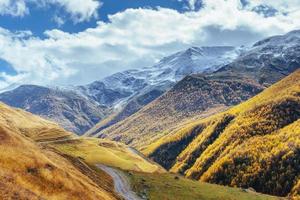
xmin=146 ymin=70 xmax=300 ymax=198
xmin=49 ymin=138 xmax=165 ymax=173
xmin=94 ymin=75 xmax=263 ymax=148
xmin=0 ymin=102 xmax=119 ymax=200
xmin=0 ymin=102 xmax=74 ymax=142
xmin=129 ymin=172 xmax=282 ymax=200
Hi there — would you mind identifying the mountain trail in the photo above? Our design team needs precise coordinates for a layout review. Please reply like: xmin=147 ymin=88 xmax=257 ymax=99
xmin=96 ymin=164 xmax=142 ymax=200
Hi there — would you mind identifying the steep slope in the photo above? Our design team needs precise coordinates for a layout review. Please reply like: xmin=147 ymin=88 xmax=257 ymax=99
xmin=92 ymin=30 xmax=300 ymax=149
xmin=0 ymin=102 xmax=118 ymax=200
xmin=85 ymin=81 xmax=173 ymax=136
xmin=94 ymin=75 xmax=264 ymax=148
xmin=146 ymin=70 xmax=300 ymax=198
xmin=0 ymin=85 xmax=108 ymax=135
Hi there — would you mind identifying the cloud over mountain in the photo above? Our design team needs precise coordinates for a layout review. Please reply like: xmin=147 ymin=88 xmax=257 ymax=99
xmin=0 ymin=0 xmax=300 ymax=91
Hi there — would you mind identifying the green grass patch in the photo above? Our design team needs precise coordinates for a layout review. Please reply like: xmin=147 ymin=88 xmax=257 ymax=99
xmin=128 ymin=172 xmax=285 ymax=200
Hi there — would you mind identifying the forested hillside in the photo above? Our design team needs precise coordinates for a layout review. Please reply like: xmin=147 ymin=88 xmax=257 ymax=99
xmin=146 ymin=70 xmax=300 ymax=198
xmin=95 ymin=75 xmax=263 ymax=148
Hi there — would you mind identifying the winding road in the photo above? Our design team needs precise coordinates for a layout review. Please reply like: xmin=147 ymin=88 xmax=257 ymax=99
xmin=96 ymin=164 xmax=142 ymax=200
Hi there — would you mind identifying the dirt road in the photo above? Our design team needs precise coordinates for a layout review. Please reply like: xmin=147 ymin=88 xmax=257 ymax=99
xmin=96 ymin=164 xmax=142 ymax=200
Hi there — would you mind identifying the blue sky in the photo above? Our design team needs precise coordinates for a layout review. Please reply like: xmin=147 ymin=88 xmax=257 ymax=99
xmin=0 ymin=0 xmax=299 ymax=91
xmin=0 ymin=0 xmax=195 ymax=37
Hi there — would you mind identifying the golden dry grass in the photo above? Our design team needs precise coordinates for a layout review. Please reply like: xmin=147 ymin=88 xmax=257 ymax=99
xmin=0 ymin=102 xmax=74 ymax=141
xmin=0 ymin=126 xmax=117 ymax=200
xmin=49 ymin=137 xmax=165 ymax=173
xmin=0 ymin=102 xmax=120 ymax=199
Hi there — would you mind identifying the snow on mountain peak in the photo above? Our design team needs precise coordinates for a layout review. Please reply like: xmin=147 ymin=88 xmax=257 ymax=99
xmin=79 ymin=46 xmax=240 ymax=106
xmin=253 ymin=29 xmax=300 ymax=48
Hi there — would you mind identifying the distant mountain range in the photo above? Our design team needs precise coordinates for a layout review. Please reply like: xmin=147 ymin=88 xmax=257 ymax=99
xmin=0 ymin=46 xmax=239 ymax=134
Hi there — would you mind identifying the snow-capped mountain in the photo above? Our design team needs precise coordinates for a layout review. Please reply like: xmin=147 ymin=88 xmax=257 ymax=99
xmin=79 ymin=46 xmax=239 ymax=107
xmin=152 ymin=46 xmax=238 ymax=81
xmin=216 ymin=30 xmax=300 ymax=86
xmin=2 ymin=29 xmax=300 ymax=136
xmin=83 ymin=46 xmax=240 ymax=135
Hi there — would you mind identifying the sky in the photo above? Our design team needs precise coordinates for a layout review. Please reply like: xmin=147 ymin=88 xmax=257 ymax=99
xmin=0 ymin=0 xmax=300 ymax=91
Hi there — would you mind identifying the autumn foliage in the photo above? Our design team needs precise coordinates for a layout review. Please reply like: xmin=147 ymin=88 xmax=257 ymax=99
xmin=146 ymin=69 xmax=300 ymax=198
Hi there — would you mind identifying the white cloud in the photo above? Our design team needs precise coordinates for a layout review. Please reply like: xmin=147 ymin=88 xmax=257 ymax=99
xmin=1 ymin=1 xmax=300 ymax=91
xmin=45 ymin=0 xmax=101 ymax=23
xmin=0 ymin=0 xmax=101 ymax=22
xmin=245 ymin=0 xmax=300 ymax=12
xmin=0 ymin=0 xmax=28 ymax=16
xmin=178 ymin=0 xmax=202 ymax=10
xmin=187 ymin=0 xmax=199 ymax=10
xmin=53 ymin=15 xmax=65 ymax=27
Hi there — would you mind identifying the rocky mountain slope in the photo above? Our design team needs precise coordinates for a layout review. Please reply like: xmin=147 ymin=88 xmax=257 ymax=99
xmin=91 ymin=30 xmax=300 ymax=147
xmin=0 ymin=85 xmax=108 ymax=135
xmin=145 ymin=70 xmax=300 ymax=198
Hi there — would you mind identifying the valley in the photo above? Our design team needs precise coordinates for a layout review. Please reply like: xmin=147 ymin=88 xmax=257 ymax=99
xmin=1 ymin=29 xmax=300 ymax=200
